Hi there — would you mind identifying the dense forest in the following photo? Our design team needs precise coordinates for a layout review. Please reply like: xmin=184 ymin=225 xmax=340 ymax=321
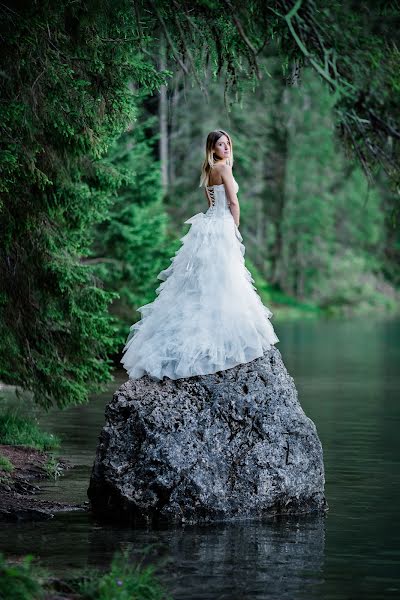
xmin=1 ymin=0 xmax=399 ymax=409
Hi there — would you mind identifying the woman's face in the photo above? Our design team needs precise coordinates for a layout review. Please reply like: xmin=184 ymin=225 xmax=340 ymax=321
xmin=213 ymin=135 xmax=231 ymax=160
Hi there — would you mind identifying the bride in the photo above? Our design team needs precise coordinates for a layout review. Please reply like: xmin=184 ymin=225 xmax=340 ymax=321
xmin=121 ymin=129 xmax=279 ymax=381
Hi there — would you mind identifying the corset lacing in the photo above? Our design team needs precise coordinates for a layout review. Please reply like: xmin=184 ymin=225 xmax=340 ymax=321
xmin=205 ymin=181 xmax=235 ymax=218
xmin=207 ymin=186 xmax=216 ymax=212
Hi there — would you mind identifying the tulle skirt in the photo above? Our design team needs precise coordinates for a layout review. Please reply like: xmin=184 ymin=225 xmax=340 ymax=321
xmin=120 ymin=211 xmax=279 ymax=380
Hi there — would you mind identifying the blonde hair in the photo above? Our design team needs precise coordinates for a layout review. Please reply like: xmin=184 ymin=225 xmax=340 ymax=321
xmin=199 ymin=129 xmax=234 ymax=187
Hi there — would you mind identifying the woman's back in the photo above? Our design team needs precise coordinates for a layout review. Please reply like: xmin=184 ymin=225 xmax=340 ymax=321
xmin=205 ymin=175 xmax=239 ymax=220
xmin=207 ymin=165 xmax=224 ymax=187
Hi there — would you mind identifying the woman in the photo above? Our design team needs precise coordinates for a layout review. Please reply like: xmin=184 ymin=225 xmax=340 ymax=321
xmin=121 ymin=129 xmax=279 ymax=381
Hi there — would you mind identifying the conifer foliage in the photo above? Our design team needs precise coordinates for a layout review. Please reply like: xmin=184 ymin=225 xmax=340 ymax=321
xmin=90 ymin=96 xmax=179 ymax=342
xmin=0 ymin=1 xmax=166 ymax=408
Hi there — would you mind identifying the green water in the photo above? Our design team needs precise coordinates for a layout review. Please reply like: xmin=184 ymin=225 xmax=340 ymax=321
xmin=1 ymin=316 xmax=399 ymax=599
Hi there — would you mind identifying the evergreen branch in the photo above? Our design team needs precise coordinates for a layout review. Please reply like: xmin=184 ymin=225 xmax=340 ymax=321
xmin=171 ymin=2 xmax=208 ymax=98
xmin=224 ymin=0 xmax=262 ymax=80
xmin=80 ymin=258 xmax=124 ymax=266
xmin=270 ymin=1 xmax=356 ymax=98
xmin=149 ymin=0 xmax=190 ymax=75
xmin=368 ymin=109 xmax=400 ymax=140
xmin=341 ymin=117 xmax=373 ymax=183
xmin=132 ymin=0 xmax=154 ymax=59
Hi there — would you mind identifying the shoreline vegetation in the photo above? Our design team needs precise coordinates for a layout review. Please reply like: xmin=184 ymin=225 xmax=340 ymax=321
xmin=0 ymin=407 xmax=87 ymax=521
xmin=238 ymin=258 xmax=400 ymax=321
xmin=0 ymin=546 xmax=172 ymax=600
xmin=0 ymin=406 xmax=172 ymax=599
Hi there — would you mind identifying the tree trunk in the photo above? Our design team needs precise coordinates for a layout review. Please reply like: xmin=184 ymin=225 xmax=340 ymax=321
xmin=159 ymin=34 xmax=169 ymax=192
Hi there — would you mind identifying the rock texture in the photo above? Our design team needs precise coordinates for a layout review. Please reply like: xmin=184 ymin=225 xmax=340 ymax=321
xmin=88 ymin=347 xmax=327 ymax=524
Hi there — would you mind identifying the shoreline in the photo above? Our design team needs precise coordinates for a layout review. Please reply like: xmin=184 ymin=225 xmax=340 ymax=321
xmin=0 ymin=444 xmax=89 ymax=521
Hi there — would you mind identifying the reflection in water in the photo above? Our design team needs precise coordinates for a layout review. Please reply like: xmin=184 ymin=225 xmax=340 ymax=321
xmin=0 ymin=512 xmax=326 ymax=600
xmin=85 ymin=516 xmax=326 ymax=600
xmin=0 ymin=316 xmax=399 ymax=599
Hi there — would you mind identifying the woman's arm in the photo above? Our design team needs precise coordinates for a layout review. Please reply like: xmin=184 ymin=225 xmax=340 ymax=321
xmin=220 ymin=164 xmax=240 ymax=227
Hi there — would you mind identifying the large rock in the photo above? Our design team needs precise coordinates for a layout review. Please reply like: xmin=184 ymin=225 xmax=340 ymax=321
xmin=88 ymin=347 xmax=327 ymax=524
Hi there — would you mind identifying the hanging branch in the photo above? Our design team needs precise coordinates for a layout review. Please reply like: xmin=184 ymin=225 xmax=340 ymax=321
xmin=171 ymin=2 xmax=209 ymax=99
xmin=270 ymin=0 xmax=356 ymax=98
xmin=368 ymin=109 xmax=400 ymax=140
xmin=341 ymin=116 xmax=373 ymax=183
xmin=132 ymin=0 xmax=154 ymax=59
xmin=149 ymin=0 xmax=190 ymax=75
xmin=224 ymin=0 xmax=262 ymax=80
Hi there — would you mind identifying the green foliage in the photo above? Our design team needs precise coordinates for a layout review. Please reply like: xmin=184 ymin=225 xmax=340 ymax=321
xmin=278 ymin=68 xmax=392 ymax=311
xmin=314 ymin=248 xmax=398 ymax=316
xmin=0 ymin=409 xmax=60 ymax=450
xmin=0 ymin=1 xmax=168 ymax=409
xmin=279 ymin=68 xmax=346 ymax=299
xmin=0 ymin=548 xmax=171 ymax=600
xmin=0 ymin=454 xmax=14 ymax=472
xmin=77 ymin=547 xmax=172 ymax=600
xmin=126 ymin=1 xmax=400 ymax=200
xmin=245 ymin=257 xmax=321 ymax=320
xmin=0 ymin=552 xmax=48 ymax=600
xmin=90 ymin=93 xmax=178 ymax=340
xmin=42 ymin=453 xmax=65 ymax=479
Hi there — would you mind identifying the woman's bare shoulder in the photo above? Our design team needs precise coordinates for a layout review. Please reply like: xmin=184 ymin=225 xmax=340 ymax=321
xmin=215 ymin=162 xmax=232 ymax=174
xmin=219 ymin=163 xmax=234 ymax=183
xmin=209 ymin=162 xmax=232 ymax=185
xmin=220 ymin=163 xmax=233 ymax=177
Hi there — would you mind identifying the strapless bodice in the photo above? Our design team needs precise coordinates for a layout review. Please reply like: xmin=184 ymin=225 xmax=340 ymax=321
xmin=205 ymin=178 xmax=239 ymax=219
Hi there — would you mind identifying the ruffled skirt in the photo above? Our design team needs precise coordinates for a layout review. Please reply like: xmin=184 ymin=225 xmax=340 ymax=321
xmin=120 ymin=211 xmax=279 ymax=380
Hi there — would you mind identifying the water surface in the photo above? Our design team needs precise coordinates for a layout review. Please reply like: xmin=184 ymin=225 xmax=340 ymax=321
xmin=1 ymin=316 xmax=399 ymax=599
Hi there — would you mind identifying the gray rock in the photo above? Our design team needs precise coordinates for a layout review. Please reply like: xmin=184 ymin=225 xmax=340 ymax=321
xmin=87 ymin=347 xmax=328 ymax=524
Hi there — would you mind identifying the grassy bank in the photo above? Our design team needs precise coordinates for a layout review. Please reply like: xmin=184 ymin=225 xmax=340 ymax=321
xmin=0 ymin=394 xmax=69 ymax=520
xmin=0 ymin=399 xmax=62 ymax=480
xmin=246 ymin=257 xmax=323 ymax=321
xmin=245 ymin=257 xmax=400 ymax=321
xmin=0 ymin=407 xmax=61 ymax=451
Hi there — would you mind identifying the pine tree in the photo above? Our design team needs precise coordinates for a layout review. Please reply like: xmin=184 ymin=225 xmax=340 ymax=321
xmin=0 ymin=1 xmax=167 ymax=408
xmin=89 ymin=91 xmax=179 ymax=343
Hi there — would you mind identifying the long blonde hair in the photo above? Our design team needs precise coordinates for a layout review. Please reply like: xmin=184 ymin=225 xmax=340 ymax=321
xmin=199 ymin=129 xmax=234 ymax=187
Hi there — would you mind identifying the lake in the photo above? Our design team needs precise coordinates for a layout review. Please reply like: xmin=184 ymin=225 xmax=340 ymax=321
xmin=1 ymin=316 xmax=399 ymax=599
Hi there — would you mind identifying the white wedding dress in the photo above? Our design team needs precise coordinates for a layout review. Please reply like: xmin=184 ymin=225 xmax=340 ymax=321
xmin=121 ymin=177 xmax=279 ymax=380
